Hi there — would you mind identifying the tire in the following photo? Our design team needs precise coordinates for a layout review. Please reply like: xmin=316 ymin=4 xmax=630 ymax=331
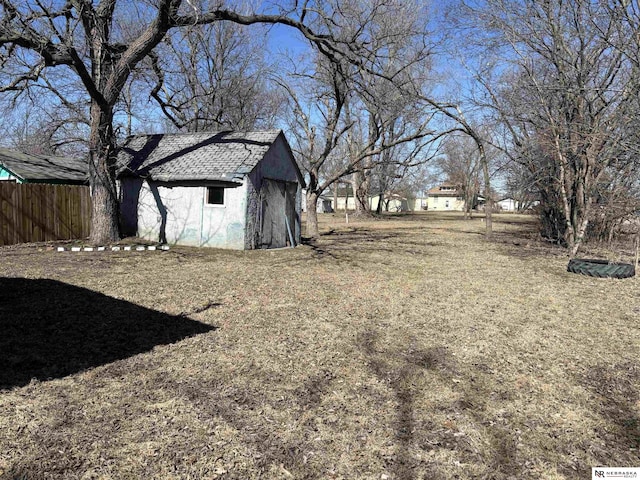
xmin=567 ymin=258 xmax=635 ymax=279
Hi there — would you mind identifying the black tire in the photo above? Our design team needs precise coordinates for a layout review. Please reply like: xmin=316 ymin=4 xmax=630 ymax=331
xmin=567 ymin=258 xmax=635 ymax=279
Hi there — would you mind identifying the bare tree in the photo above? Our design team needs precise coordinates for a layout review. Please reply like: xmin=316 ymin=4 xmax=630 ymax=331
xmin=147 ymin=20 xmax=283 ymax=132
xmin=426 ymin=103 xmax=496 ymax=236
xmin=462 ymin=0 xmax=640 ymax=255
xmin=0 ymin=1 xmax=382 ymax=243
xmin=344 ymin=2 xmax=438 ymax=216
xmin=372 ymin=160 xmax=433 ymax=213
xmin=280 ymin=51 xmax=440 ymax=236
xmin=0 ymin=105 xmax=87 ymax=156
xmin=438 ymin=135 xmax=482 ymax=219
xmin=503 ymin=161 xmax=540 ymax=213
xmin=277 ymin=0 xmax=444 ymax=236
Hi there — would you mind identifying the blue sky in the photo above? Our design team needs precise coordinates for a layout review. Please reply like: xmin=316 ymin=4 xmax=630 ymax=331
xmin=265 ymin=23 xmax=310 ymax=57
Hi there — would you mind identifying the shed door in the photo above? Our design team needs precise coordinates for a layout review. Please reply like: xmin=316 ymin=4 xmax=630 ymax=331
xmin=260 ymin=179 xmax=296 ymax=249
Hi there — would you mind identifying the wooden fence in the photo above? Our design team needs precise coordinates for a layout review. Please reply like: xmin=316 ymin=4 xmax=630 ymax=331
xmin=0 ymin=182 xmax=91 ymax=246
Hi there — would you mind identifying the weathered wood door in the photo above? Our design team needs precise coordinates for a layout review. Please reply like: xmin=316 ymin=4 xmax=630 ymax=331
xmin=260 ymin=179 xmax=296 ymax=248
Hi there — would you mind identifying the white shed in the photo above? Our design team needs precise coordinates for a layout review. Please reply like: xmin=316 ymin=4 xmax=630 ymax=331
xmin=117 ymin=130 xmax=304 ymax=249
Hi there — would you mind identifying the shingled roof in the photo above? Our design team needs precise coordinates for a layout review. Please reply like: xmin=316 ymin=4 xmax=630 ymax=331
xmin=0 ymin=148 xmax=88 ymax=184
xmin=117 ymin=130 xmax=288 ymax=184
xmin=427 ymin=184 xmax=462 ymax=196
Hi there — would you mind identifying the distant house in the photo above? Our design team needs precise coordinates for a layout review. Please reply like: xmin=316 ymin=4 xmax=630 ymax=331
xmin=0 ymin=148 xmax=88 ymax=185
xmin=426 ymin=184 xmax=465 ymax=211
xmin=330 ymin=186 xmax=385 ymax=211
xmin=301 ymin=189 xmax=334 ymax=213
xmin=496 ymin=197 xmax=539 ymax=212
xmin=332 ymin=185 xmax=357 ymax=211
xmin=329 ymin=186 xmax=427 ymax=212
xmin=410 ymin=195 xmax=429 ymax=211
xmin=497 ymin=197 xmax=518 ymax=212
xmin=117 ymin=130 xmax=304 ymax=250
xmin=370 ymin=193 xmax=409 ymax=212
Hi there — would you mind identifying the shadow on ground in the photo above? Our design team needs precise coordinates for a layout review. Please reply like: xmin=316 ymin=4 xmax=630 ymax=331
xmin=0 ymin=278 xmax=215 ymax=390
xmin=356 ymin=329 xmax=530 ymax=479
xmin=300 ymin=227 xmax=442 ymax=266
xmin=580 ymin=363 xmax=640 ymax=453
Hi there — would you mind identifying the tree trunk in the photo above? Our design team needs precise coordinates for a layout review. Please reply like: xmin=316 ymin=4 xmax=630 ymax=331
xmin=570 ymin=204 xmax=591 ymax=257
xmin=88 ymin=102 xmax=120 ymax=244
xmin=352 ymin=171 xmax=371 ymax=215
xmin=376 ymin=192 xmax=384 ymax=214
xmin=479 ymin=142 xmax=492 ymax=238
xmin=306 ymin=190 xmax=320 ymax=238
xmin=463 ymin=192 xmax=470 ymax=220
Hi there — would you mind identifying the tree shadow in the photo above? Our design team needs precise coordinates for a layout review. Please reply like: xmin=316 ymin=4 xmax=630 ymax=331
xmin=356 ymin=329 xmax=529 ymax=479
xmin=299 ymin=227 xmax=441 ymax=266
xmin=357 ymin=330 xmax=447 ymax=480
xmin=118 ymin=131 xmax=271 ymax=176
xmin=0 ymin=278 xmax=215 ymax=390
xmin=579 ymin=362 xmax=640 ymax=454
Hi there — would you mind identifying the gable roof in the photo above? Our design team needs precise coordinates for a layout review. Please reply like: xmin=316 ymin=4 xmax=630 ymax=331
xmin=0 ymin=148 xmax=88 ymax=184
xmin=117 ymin=130 xmax=297 ymax=184
xmin=427 ymin=184 xmax=462 ymax=196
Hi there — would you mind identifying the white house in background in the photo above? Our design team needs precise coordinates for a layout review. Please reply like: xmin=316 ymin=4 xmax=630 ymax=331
xmin=410 ymin=195 xmax=429 ymax=211
xmin=496 ymin=197 xmax=540 ymax=212
xmin=331 ymin=185 xmax=357 ymax=211
xmin=117 ymin=130 xmax=304 ymax=250
xmin=301 ymin=184 xmax=427 ymax=213
xmin=331 ymin=186 xmax=427 ymax=212
xmin=301 ymin=189 xmax=334 ymax=213
xmin=426 ymin=184 xmax=465 ymax=211
xmin=497 ymin=197 xmax=518 ymax=212
xmin=369 ymin=193 xmax=411 ymax=212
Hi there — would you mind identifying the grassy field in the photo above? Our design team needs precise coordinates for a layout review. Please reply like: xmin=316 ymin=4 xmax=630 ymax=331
xmin=1 ymin=212 xmax=639 ymax=479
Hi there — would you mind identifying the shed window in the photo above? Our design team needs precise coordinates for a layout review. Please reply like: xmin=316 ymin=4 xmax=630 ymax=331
xmin=207 ymin=187 xmax=224 ymax=205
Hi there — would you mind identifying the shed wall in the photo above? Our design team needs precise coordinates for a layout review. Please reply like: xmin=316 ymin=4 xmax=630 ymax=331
xmin=245 ymin=135 xmax=302 ymax=249
xmin=121 ymin=179 xmax=247 ymax=249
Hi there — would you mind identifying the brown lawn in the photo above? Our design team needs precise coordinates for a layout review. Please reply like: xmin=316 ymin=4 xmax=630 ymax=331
xmin=1 ymin=212 xmax=638 ymax=479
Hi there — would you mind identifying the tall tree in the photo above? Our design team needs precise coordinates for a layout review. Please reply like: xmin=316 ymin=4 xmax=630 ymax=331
xmin=278 ymin=0 xmax=443 ymax=235
xmin=281 ymin=51 xmax=439 ymax=236
xmin=438 ymin=134 xmax=482 ymax=219
xmin=147 ymin=20 xmax=282 ymax=132
xmin=464 ymin=0 xmax=640 ymax=254
xmin=0 ymin=0 xmax=375 ymax=243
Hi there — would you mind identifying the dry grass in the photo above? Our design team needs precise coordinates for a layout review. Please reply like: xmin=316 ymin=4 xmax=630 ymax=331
xmin=1 ymin=212 xmax=638 ymax=479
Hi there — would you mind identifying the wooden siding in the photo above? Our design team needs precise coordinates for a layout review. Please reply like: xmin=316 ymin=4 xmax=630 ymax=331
xmin=0 ymin=182 xmax=91 ymax=246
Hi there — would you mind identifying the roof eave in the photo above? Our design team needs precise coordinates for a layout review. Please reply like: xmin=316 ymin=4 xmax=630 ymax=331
xmin=22 ymin=178 xmax=88 ymax=185
xmin=0 ymin=163 xmax=25 ymax=182
xmin=149 ymin=174 xmax=244 ymax=186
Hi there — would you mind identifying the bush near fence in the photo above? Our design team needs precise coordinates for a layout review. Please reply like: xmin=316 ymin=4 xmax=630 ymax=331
xmin=0 ymin=182 xmax=91 ymax=246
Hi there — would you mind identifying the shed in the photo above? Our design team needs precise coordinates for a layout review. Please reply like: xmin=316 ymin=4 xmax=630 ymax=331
xmin=0 ymin=148 xmax=88 ymax=185
xmin=117 ymin=130 xmax=304 ymax=250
